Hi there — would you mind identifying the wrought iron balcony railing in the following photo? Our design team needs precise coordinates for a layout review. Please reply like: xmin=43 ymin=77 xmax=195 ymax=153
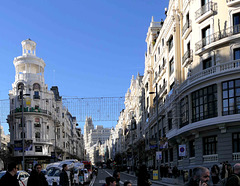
xmin=182 ymin=50 xmax=193 ymax=65
xmin=182 ymin=20 xmax=192 ymax=36
xmin=195 ymin=24 xmax=240 ymax=51
xmin=195 ymin=2 xmax=213 ymax=20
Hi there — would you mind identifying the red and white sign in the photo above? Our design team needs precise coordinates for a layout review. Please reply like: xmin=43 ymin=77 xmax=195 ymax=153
xmin=179 ymin=144 xmax=186 ymax=157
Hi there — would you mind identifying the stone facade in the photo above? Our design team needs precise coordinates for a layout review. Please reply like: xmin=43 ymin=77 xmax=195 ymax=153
xmin=83 ymin=117 xmax=111 ymax=164
xmin=112 ymin=0 xmax=240 ymax=172
xmin=8 ymin=39 xmax=84 ymax=169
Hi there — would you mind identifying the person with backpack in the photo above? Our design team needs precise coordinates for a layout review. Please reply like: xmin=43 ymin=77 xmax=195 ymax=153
xmin=225 ymin=163 xmax=240 ymax=186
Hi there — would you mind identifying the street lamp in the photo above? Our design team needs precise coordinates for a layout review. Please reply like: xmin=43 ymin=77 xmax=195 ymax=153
xmin=130 ymin=115 xmax=136 ymax=172
xmin=20 ymin=85 xmax=30 ymax=171
xmin=149 ymin=83 xmax=161 ymax=180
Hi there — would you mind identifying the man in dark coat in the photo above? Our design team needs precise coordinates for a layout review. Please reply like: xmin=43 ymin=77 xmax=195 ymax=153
xmin=60 ymin=164 xmax=69 ymax=186
xmin=137 ymin=164 xmax=150 ymax=186
xmin=226 ymin=163 xmax=240 ymax=186
xmin=27 ymin=163 xmax=48 ymax=186
xmin=185 ymin=167 xmax=210 ymax=186
xmin=0 ymin=162 xmax=19 ymax=186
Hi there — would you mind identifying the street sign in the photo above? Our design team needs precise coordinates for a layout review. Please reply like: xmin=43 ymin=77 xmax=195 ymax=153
xmin=153 ymin=170 xmax=158 ymax=180
xmin=179 ymin=144 xmax=186 ymax=156
xmin=156 ymin=151 xmax=162 ymax=160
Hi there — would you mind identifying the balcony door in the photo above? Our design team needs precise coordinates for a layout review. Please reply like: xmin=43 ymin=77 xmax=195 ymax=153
xmin=202 ymin=25 xmax=211 ymax=47
xmin=233 ymin=13 xmax=240 ymax=34
xmin=234 ymin=48 xmax=240 ymax=60
xmin=201 ymin=0 xmax=210 ymax=6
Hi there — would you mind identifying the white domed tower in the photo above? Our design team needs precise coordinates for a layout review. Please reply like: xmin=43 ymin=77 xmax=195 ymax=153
xmin=8 ymin=39 xmax=53 ymax=169
xmin=13 ymin=39 xmax=46 ymax=88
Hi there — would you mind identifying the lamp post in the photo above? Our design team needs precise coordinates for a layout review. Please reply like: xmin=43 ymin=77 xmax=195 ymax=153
xmin=20 ymin=85 xmax=30 ymax=171
xmin=54 ymin=119 xmax=57 ymax=162
xmin=130 ymin=116 xmax=136 ymax=173
xmin=149 ymin=83 xmax=161 ymax=180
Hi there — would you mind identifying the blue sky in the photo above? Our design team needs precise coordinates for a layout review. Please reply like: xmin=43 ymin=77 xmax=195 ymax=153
xmin=0 ymin=0 xmax=169 ymax=134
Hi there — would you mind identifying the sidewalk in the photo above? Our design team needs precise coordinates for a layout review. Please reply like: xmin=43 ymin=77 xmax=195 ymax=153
xmin=121 ymin=171 xmax=184 ymax=186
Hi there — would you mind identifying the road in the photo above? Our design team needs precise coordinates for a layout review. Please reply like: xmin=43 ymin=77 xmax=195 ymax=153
xmin=90 ymin=168 xmax=161 ymax=186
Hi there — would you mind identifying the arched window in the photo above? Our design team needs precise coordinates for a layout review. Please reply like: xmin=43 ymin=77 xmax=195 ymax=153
xmin=17 ymin=83 xmax=24 ymax=99
xmin=33 ymin=83 xmax=40 ymax=99
xmin=33 ymin=83 xmax=40 ymax=90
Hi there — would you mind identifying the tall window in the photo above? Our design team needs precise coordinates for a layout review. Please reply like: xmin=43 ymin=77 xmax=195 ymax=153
xmin=35 ymin=132 xmax=40 ymax=139
xmin=234 ymin=48 xmax=240 ymax=60
xmin=168 ymin=36 xmax=173 ymax=52
xmin=180 ymin=96 xmax=189 ymax=128
xmin=20 ymin=132 xmax=25 ymax=138
xmin=168 ymin=111 xmax=172 ymax=130
xmin=222 ymin=79 xmax=240 ymax=115
xmin=233 ymin=133 xmax=240 ymax=153
xmin=169 ymin=58 xmax=174 ymax=75
xmin=169 ymin=148 xmax=173 ymax=162
xmin=202 ymin=25 xmax=210 ymax=46
xmin=186 ymin=13 xmax=189 ymax=26
xmin=203 ymin=136 xmax=217 ymax=155
xmin=165 ymin=150 xmax=168 ymax=163
xmin=189 ymin=140 xmax=195 ymax=157
xmin=203 ymin=57 xmax=212 ymax=69
xmin=192 ymin=84 xmax=218 ymax=122
xmin=201 ymin=0 xmax=210 ymax=6
xmin=233 ymin=13 xmax=240 ymax=34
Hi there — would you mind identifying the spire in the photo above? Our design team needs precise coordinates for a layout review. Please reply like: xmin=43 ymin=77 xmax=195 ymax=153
xmin=151 ymin=16 xmax=154 ymax=22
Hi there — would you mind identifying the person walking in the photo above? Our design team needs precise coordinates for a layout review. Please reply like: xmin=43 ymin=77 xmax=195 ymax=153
xmin=137 ymin=164 xmax=151 ymax=186
xmin=60 ymin=164 xmax=69 ymax=186
xmin=185 ymin=166 xmax=210 ymax=186
xmin=0 ymin=162 xmax=19 ymax=186
xmin=69 ymin=169 xmax=74 ymax=186
xmin=113 ymin=167 xmax=120 ymax=186
xmin=27 ymin=163 xmax=48 ymax=186
xmin=211 ymin=164 xmax=220 ymax=185
xmin=225 ymin=163 xmax=240 ymax=186
xmin=102 ymin=176 xmax=116 ymax=186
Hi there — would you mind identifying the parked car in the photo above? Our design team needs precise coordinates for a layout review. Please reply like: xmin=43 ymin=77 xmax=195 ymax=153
xmin=0 ymin=170 xmax=30 ymax=186
xmin=45 ymin=166 xmax=62 ymax=186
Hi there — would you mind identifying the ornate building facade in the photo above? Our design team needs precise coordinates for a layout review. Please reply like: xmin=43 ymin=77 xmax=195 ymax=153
xmin=83 ymin=117 xmax=111 ymax=164
xmin=112 ymin=0 xmax=240 ymax=172
xmin=8 ymin=39 xmax=84 ymax=169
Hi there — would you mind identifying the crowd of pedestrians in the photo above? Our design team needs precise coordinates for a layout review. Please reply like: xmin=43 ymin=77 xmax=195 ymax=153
xmin=2 ymin=161 xmax=240 ymax=186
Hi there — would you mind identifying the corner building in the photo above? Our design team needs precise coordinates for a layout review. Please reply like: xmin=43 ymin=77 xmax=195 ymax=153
xmin=8 ymin=39 xmax=84 ymax=169
xmin=112 ymin=0 xmax=240 ymax=172
xmin=142 ymin=0 xmax=240 ymax=170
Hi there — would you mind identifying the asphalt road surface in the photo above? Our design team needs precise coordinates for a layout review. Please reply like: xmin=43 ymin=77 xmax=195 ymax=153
xmin=90 ymin=168 xmax=161 ymax=186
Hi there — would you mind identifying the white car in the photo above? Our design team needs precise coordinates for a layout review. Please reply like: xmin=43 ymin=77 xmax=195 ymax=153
xmin=0 ymin=170 xmax=30 ymax=186
xmin=45 ymin=167 xmax=62 ymax=186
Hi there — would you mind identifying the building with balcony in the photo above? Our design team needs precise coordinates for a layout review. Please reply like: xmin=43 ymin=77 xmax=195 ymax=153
xmin=113 ymin=0 xmax=240 ymax=172
xmin=84 ymin=117 xmax=111 ymax=164
xmin=7 ymin=39 xmax=84 ymax=169
xmin=0 ymin=126 xmax=10 ymax=169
